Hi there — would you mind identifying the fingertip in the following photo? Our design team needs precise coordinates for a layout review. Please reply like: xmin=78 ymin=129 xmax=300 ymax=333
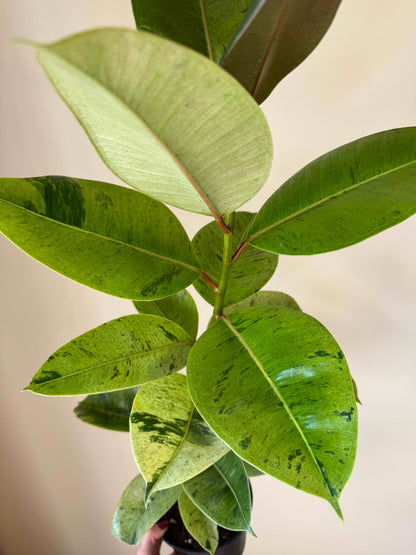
xmin=153 ymin=519 xmax=169 ymax=538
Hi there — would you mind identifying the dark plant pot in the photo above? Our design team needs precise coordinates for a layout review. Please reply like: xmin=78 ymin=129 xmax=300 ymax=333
xmin=162 ymin=503 xmax=247 ymax=555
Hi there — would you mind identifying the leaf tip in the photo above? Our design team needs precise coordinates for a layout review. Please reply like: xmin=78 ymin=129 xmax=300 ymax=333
xmin=330 ymin=497 xmax=344 ymax=521
xmin=10 ymin=37 xmax=37 ymax=48
xmin=247 ymin=525 xmax=257 ymax=537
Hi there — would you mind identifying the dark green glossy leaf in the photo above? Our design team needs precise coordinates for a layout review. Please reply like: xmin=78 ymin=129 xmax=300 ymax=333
xmin=178 ymin=491 xmax=218 ymax=555
xmin=249 ymin=128 xmax=416 ymax=255
xmin=112 ymin=474 xmax=180 ymax=545
xmin=193 ymin=212 xmax=278 ymax=307
xmin=0 ymin=176 xmax=198 ymax=299
xmin=74 ymin=387 xmax=138 ymax=432
xmin=221 ymin=0 xmax=342 ymax=103
xmin=33 ymin=29 xmax=272 ymax=217
xmin=183 ymin=452 xmax=252 ymax=532
xmin=26 ymin=315 xmax=193 ymax=396
xmin=130 ymin=373 xmax=228 ymax=498
xmin=187 ymin=307 xmax=358 ymax=516
xmin=132 ymin=0 xmax=252 ymax=64
xmin=133 ymin=290 xmax=198 ymax=338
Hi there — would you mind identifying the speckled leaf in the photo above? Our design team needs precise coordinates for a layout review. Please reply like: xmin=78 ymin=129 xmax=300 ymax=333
xmin=225 ymin=290 xmax=300 ymax=316
xmin=193 ymin=212 xmax=278 ymax=307
xmin=130 ymin=373 xmax=228 ymax=498
xmin=33 ymin=29 xmax=272 ymax=217
xmin=112 ymin=474 xmax=180 ymax=545
xmin=178 ymin=491 xmax=218 ymax=555
xmin=183 ymin=452 xmax=252 ymax=532
xmin=187 ymin=307 xmax=358 ymax=516
xmin=132 ymin=0 xmax=252 ymax=64
xmin=0 ymin=176 xmax=198 ymax=299
xmin=221 ymin=0 xmax=342 ymax=103
xmin=133 ymin=290 xmax=198 ymax=338
xmin=249 ymin=128 xmax=416 ymax=255
xmin=26 ymin=315 xmax=193 ymax=396
xmin=208 ymin=290 xmax=300 ymax=327
xmin=74 ymin=387 xmax=138 ymax=432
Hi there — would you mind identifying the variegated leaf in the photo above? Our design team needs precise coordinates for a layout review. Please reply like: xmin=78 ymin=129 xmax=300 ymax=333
xmin=178 ymin=491 xmax=219 ymax=555
xmin=112 ymin=474 xmax=180 ymax=545
xmin=130 ymin=373 xmax=228 ymax=499
xmin=183 ymin=452 xmax=252 ymax=532
xmin=26 ymin=315 xmax=193 ymax=395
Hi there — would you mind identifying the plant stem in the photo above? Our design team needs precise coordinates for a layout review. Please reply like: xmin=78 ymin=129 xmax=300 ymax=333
xmin=213 ymin=212 xmax=235 ymax=318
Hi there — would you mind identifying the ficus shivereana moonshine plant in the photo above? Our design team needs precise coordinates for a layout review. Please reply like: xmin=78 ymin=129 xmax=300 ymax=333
xmin=1 ymin=1 xmax=416 ymax=553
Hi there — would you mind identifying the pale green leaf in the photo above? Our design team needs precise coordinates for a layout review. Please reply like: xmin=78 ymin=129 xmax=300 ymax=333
xmin=74 ymin=387 xmax=138 ymax=432
xmin=183 ymin=452 xmax=252 ymax=532
xmin=187 ymin=307 xmax=358 ymax=516
xmin=221 ymin=0 xmax=342 ymax=103
xmin=193 ymin=212 xmax=278 ymax=306
xmin=249 ymin=128 xmax=416 ymax=255
xmin=130 ymin=373 xmax=228 ymax=498
xmin=26 ymin=315 xmax=193 ymax=396
xmin=133 ymin=290 xmax=198 ymax=338
xmin=132 ymin=0 xmax=252 ymax=64
xmin=178 ymin=491 xmax=218 ymax=555
xmin=112 ymin=474 xmax=180 ymax=545
xmin=0 ymin=176 xmax=198 ymax=299
xmin=33 ymin=28 xmax=272 ymax=217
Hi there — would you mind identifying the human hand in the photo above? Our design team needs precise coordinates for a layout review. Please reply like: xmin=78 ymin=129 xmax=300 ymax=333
xmin=136 ymin=521 xmax=177 ymax=555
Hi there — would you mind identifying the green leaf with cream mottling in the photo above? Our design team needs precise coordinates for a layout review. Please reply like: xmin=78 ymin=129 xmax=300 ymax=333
xmin=133 ymin=290 xmax=198 ymax=338
xmin=183 ymin=451 xmax=252 ymax=532
xmin=0 ymin=176 xmax=198 ymax=299
xmin=221 ymin=0 xmax=342 ymax=104
xmin=132 ymin=0 xmax=252 ymax=64
xmin=249 ymin=128 xmax=416 ymax=255
xmin=208 ymin=290 xmax=300 ymax=328
xmin=26 ymin=315 xmax=193 ymax=396
xmin=74 ymin=387 xmax=138 ymax=432
xmin=193 ymin=212 xmax=278 ymax=307
xmin=112 ymin=474 xmax=180 ymax=545
xmin=187 ymin=307 xmax=358 ymax=517
xmin=178 ymin=491 xmax=218 ymax=555
xmin=225 ymin=290 xmax=301 ymax=316
xmin=33 ymin=28 xmax=272 ymax=217
xmin=130 ymin=373 xmax=228 ymax=498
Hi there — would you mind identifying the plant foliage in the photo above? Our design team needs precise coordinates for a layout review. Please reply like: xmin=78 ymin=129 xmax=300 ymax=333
xmin=2 ymin=0 xmax=416 ymax=552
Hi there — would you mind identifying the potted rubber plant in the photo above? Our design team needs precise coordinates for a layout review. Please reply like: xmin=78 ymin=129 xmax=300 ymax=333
xmin=1 ymin=1 xmax=416 ymax=553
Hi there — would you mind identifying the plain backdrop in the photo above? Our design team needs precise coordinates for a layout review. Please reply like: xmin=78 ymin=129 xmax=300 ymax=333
xmin=1 ymin=1 xmax=415 ymax=554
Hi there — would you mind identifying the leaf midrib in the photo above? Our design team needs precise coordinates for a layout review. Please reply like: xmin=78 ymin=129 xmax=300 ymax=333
xmin=248 ymin=158 xmax=416 ymax=242
xmin=77 ymin=402 xmax=131 ymax=419
xmin=31 ymin=340 xmax=194 ymax=388
xmin=222 ymin=316 xmax=336 ymax=503
xmin=0 ymin=197 xmax=201 ymax=273
xmin=199 ymin=0 xmax=214 ymax=60
xmin=38 ymin=44 xmax=222 ymax=220
xmin=149 ymin=407 xmax=196 ymax=495
xmin=250 ymin=0 xmax=289 ymax=98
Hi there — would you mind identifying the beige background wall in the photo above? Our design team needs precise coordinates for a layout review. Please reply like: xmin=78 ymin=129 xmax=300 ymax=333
xmin=1 ymin=1 xmax=415 ymax=554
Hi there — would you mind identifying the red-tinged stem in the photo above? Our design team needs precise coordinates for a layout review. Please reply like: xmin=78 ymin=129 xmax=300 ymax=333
xmin=201 ymin=272 xmax=219 ymax=291
xmin=232 ymin=240 xmax=248 ymax=262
